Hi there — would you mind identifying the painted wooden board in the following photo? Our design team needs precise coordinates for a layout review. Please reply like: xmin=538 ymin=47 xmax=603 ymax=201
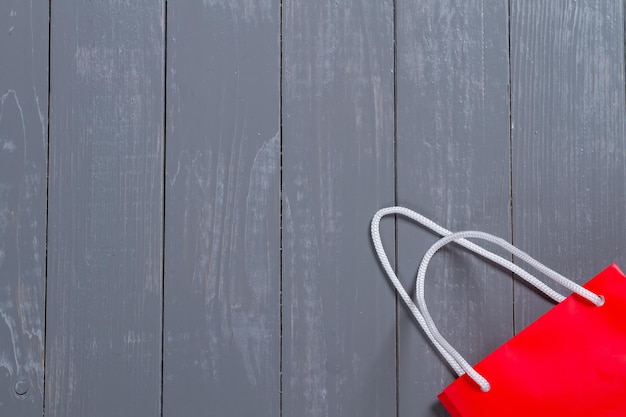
xmin=46 ymin=1 xmax=164 ymax=416
xmin=395 ymin=1 xmax=512 ymax=415
xmin=163 ymin=1 xmax=281 ymax=416
xmin=0 ymin=0 xmax=48 ymax=414
xmin=511 ymin=1 xmax=626 ymax=330
xmin=282 ymin=0 xmax=396 ymax=415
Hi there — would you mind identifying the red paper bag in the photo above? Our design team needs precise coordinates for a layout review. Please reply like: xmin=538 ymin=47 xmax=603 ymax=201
xmin=439 ymin=263 xmax=626 ymax=417
xmin=371 ymin=207 xmax=626 ymax=417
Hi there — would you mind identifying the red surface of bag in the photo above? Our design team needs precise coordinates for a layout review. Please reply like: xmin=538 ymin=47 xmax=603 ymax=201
xmin=439 ymin=263 xmax=626 ymax=417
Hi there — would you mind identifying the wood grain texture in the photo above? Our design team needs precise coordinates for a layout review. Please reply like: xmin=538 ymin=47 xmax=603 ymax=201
xmin=511 ymin=1 xmax=626 ymax=330
xmin=282 ymin=0 xmax=396 ymax=415
xmin=163 ymin=1 xmax=280 ymax=415
xmin=0 ymin=0 xmax=48 ymax=414
xmin=46 ymin=1 xmax=164 ymax=415
xmin=395 ymin=1 xmax=511 ymax=415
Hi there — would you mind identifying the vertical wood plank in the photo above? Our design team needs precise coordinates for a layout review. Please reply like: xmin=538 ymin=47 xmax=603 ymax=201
xmin=0 ymin=0 xmax=48 ymax=414
xmin=282 ymin=0 xmax=396 ymax=415
xmin=511 ymin=1 xmax=626 ymax=330
xmin=395 ymin=1 xmax=511 ymax=415
xmin=46 ymin=1 xmax=164 ymax=415
xmin=163 ymin=1 xmax=280 ymax=416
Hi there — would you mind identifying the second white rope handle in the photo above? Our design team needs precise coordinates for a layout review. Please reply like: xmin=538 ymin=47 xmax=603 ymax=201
xmin=371 ymin=206 xmax=604 ymax=392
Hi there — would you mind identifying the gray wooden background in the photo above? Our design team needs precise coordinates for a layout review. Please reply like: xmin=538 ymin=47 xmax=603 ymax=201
xmin=1 ymin=0 xmax=624 ymax=416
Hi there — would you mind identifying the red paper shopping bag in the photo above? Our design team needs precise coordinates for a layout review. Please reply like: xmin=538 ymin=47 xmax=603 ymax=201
xmin=371 ymin=207 xmax=626 ymax=417
xmin=439 ymin=263 xmax=626 ymax=417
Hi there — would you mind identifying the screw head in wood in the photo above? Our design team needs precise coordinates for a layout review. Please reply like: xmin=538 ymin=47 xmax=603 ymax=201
xmin=14 ymin=379 xmax=29 ymax=396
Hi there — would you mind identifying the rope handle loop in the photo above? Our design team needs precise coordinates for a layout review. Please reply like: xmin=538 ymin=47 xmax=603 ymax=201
xmin=370 ymin=206 xmax=604 ymax=392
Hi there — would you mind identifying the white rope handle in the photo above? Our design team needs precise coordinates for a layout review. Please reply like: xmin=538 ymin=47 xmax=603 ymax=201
xmin=370 ymin=206 xmax=564 ymax=379
xmin=370 ymin=206 xmax=604 ymax=392
xmin=416 ymin=230 xmax=603 ymax=391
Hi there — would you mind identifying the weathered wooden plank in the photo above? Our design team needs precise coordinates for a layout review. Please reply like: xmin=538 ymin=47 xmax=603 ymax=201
xmin=0 ymin=1 xmax=48 ymax=414
xmin=511 ymin=1 xmax=626 ymax=330
xmin=395 ymin=1 xmax=512 ymax=415
xmin=163 ymin=1 xmax=280 ymax=416
xmin=282 ymin=0 xmax=396 ymax=415
xmin=46 ymin=1 xmax=164 ymax=416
